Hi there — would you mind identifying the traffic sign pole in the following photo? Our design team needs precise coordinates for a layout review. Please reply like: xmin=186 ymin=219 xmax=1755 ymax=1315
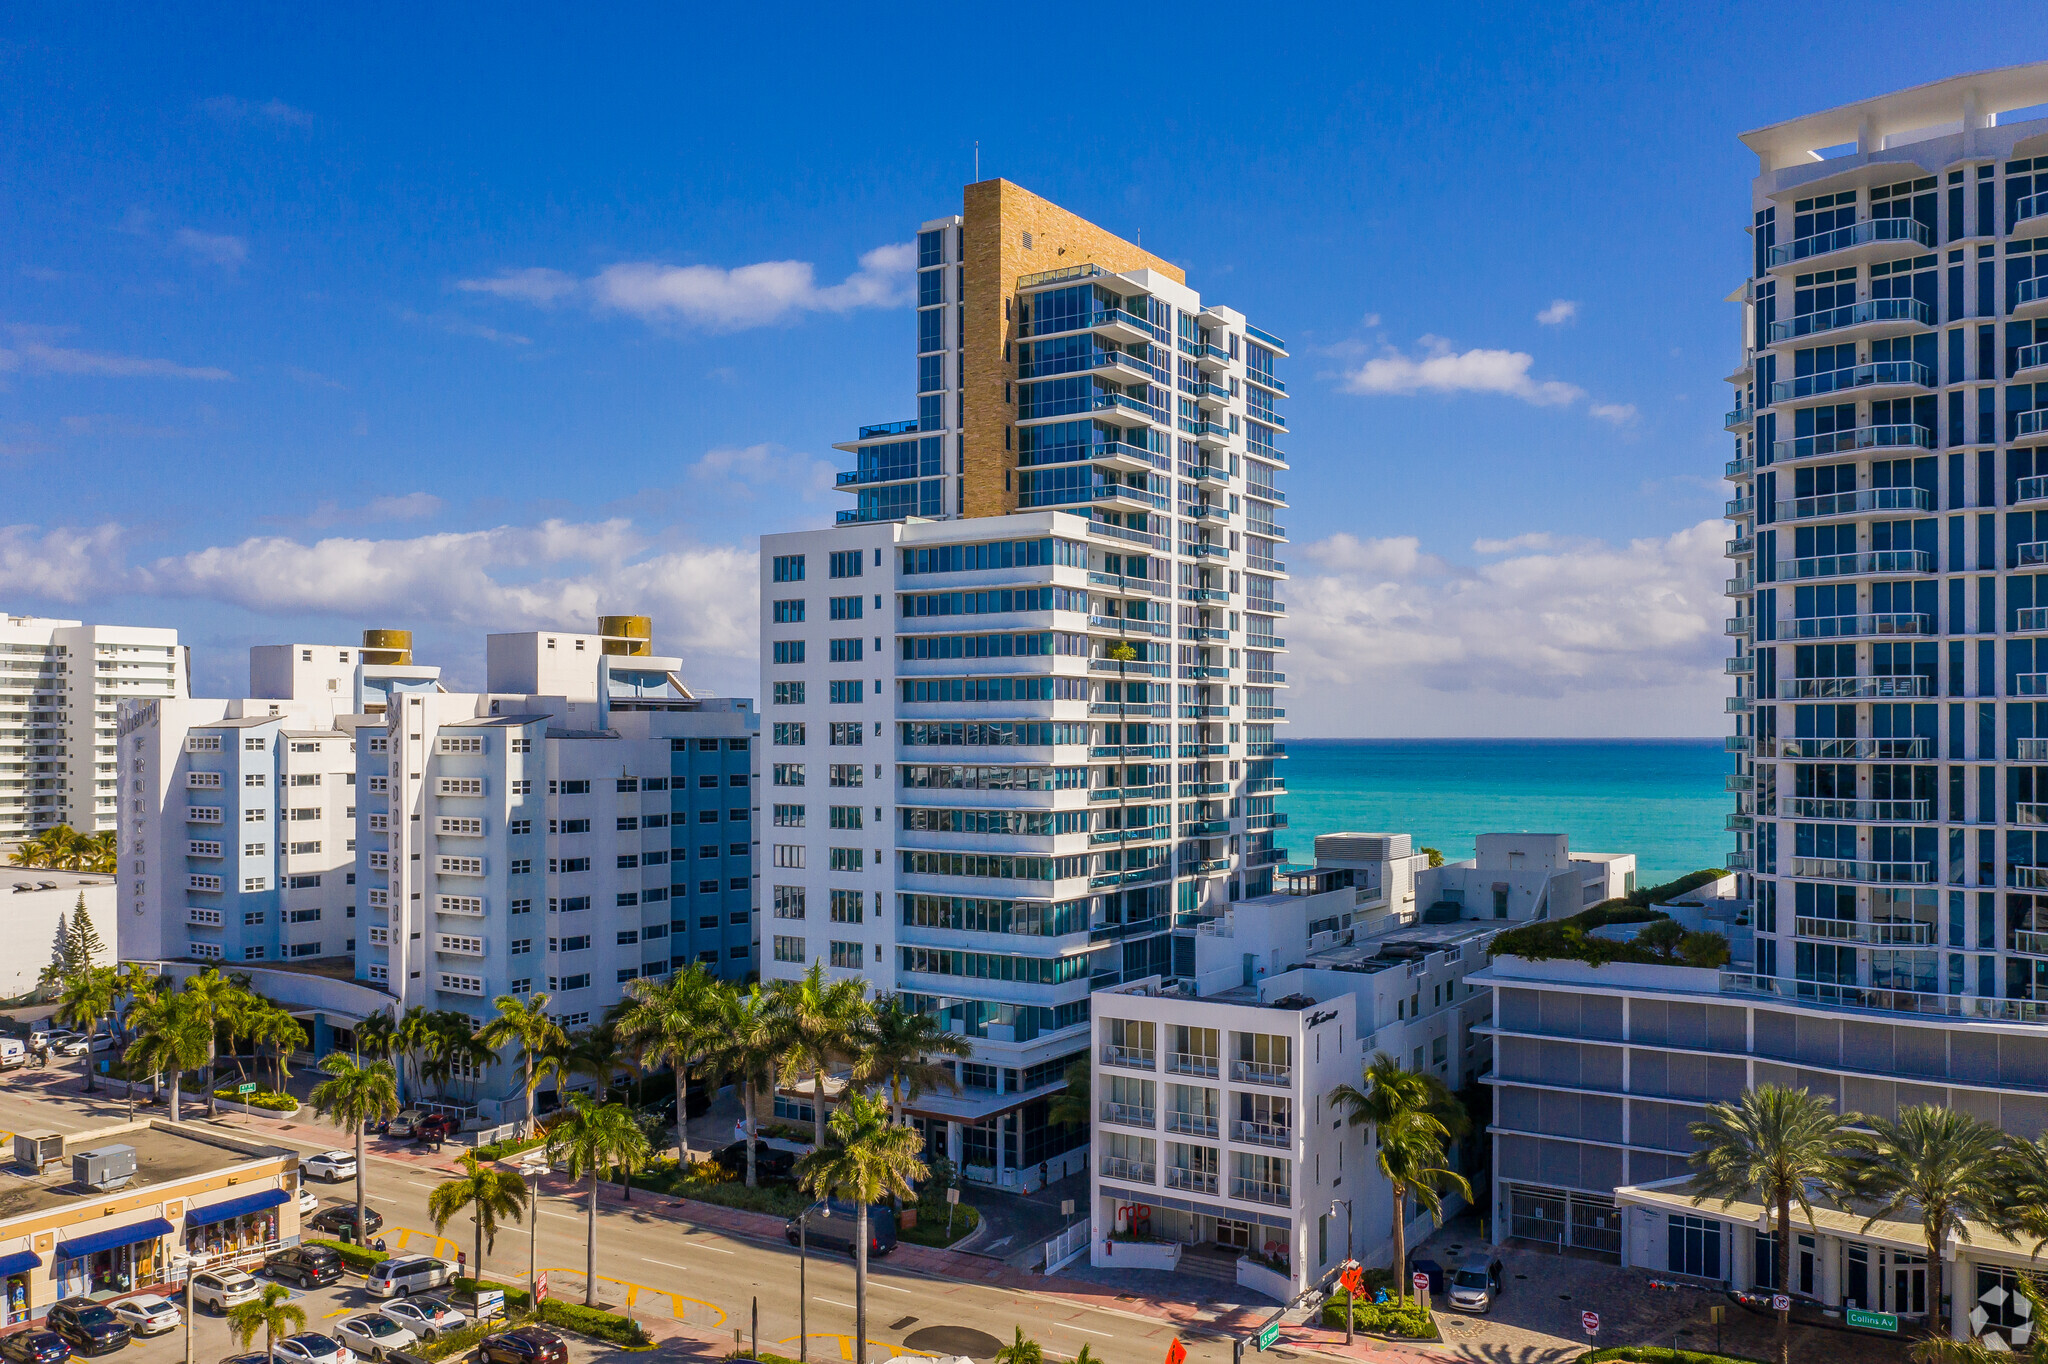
xmin=1582 ymin=1310 xmax=1600 ymax=1338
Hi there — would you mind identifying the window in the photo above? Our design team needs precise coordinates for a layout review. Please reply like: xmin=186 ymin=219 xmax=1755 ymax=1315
xmin=829 ymin=550 xmax=863 ymax=579
xmin=829 ymin=847 xmax=864 ymax=871
xmin=511 ymin=737 xmax=532 ymax=753
xmin=699 ymin=845 xmax=717 ymax=859
xmin=243 ymin=876 xmax=267 ymax=891
xmin=244 ymin=946 xmax=268 ymax=961
xmin=829 ymin=595 xmax=863 ymax=620
xmin=728 ymin=841 xmax=747 ymax=856
xmin=511 ymin=898 xmax=532 ymax=913
xmin=617 ymin=930 xmax=640 ymax=945
xmin=245 ymin=773 xmax=266 ymax=787
xmin=289 ymin=807 xmax=321 ymax=822
xmin=288 ymin=875 xmax=322 ymax=890
xmin=438 ymin=856 xmax=484 ymax=875
xmin=829 ymin=805 xmax=864 ymax=830
xmin=290 ymin=773 xmax=321 ymax=787
xmin=773 ymin=641 xmax=806 ymax=665
xmin=830 ymin=680 xmax=864 ymax=703
xmin=698 ymin=880 xmax=718 ymax=895
xmin=729 ymin=774 xmax=749 ymax=786
xmin=773 ymin=763 xmax=806 ymax=786
xmin=289 ymin=841 xmax=321 ymax=856
xmin=439 ymin=895 xmax=485 ymax=915
xmin=188 ymin=771 xmax=223 ymax=788
xmin=437 ymin=778 xmax=484 ymax=797
xmin=245 ymin=808 xmax=267 ymax=823
xmin=510 ymin=819 xmax=531 ymax=834
xmin=556 ymin=779 xmax=590 ymax=795
xmin=187 ymin=735 xmax=221 ymax=752
xmin=616 ymin=778 xmax=639 ymax=793
xmin=511 ymin=780 xmax=531 ymax=795
xmin=554 ymin=857 xmax=590 ymax=873
xmin=829 ymin=722 xmax=863 ymax=746
xmin=556 ymin=935 xmax=591 ymax=952
xmin=1668 ymin=1215 xmax=1723 ymax=1281
xmin=829 ymin=638 xmax=864 ymax=663
xmin=774 ymin=722 xmax=807 ymax=746
xmin=830 ymin=941 xmax=864 ymax=968
xmin=773 ymin=804 xmax=806 ymax=826
xmin=774 ymin=844 xmax=806 ymax=868
xmin=617 ymin=854 xmax=640 ymax=869
xmin=510 ymin=858 xmax=532 ymax=875
xmin=829 ymin=764 xmax=864 ymax=787
xmin=438 ymin=736 xmax=484 ymax=754
xmin=774 ymin=681 xmax=806 ymax=706
xmin=773 ymin=599 xmax=806 ymax=623
xmin=774 ymin=936 xmax=807 ymax=962
xmin=245 ymin=737 xmax=266 ymax=751
xmin=438 ymin=816 xmax=484 ymax=835
xmin=830 ymin=889 xmax=864 ymax=922
xmin=773 ymin=554 xmax=806 ymax=582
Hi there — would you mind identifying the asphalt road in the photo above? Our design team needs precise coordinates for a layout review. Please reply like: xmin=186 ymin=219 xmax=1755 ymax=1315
xmin=0 ymin=1085 xmax=1255 ymax=1364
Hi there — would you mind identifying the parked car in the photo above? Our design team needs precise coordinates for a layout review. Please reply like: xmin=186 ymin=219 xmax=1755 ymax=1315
xmin=0 ymin=1330 xmax=71 ymax=1364
xmin=783 ymin=1200 xmax=897 ymax=1257
xmin=44 ymin=1300 xmax=130 ymax=1356
xmin=377 ymin=1299 xmax=466 ymax=1341
xmin=385 ymin=1110 xmax=424 ymax=1138
xmin=363 ymin=1257 xmax=457 ymax=1300
xmin=267 ymin=1245 xmax=345 ymax=1287
xmin=1448 ymin=1254 xmax=1505 ymax=1314
xmin=477 ymin=1328 xmax=566 ymax=1364
xmin=308 ymin=1204 xmax=384 ymax=1238
xmin=109 ymin=1294 xmax=181 ymax=1336
xmin=298 ymin=1187 xmax=320 ymax=1215
xmin=271 ymin=1333 xmax=353 ymax=1364
xmin=40 ymin=1031 xmax=87 ymax=1057
xmin=86 ymin=1031 xmax=120 ymax=1054
xmin=335 ymin=1316 xmax=417 ymax=1362
xmin=715 ymin=1140 xmax=796 ymax=1180
xmin=303 ymin=1150 xmax=357 ymax=1182
xmin=188 ymin=1270 xmax=261 ymax=1314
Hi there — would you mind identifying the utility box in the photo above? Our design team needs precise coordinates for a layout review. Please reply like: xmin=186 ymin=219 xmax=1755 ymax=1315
xmin=13 ymin=1132 xmax=61 ymax=1172
xmin=73 ymin=1144 xmax=136 ymax=1192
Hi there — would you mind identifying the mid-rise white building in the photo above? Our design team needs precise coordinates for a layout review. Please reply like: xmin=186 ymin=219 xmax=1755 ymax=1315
xmin=759 ymin=179 xmax=1289 ymax=1187
xmin=3 ymin=613 xmax=184 ymax=840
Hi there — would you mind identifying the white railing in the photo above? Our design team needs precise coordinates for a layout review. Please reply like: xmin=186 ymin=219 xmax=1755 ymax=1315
xmin=1044 ymin=1220 xmax=1091 ymax=1275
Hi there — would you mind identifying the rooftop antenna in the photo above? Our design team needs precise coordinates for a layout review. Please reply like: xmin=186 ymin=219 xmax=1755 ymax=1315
xmin=974 ymin=141 xmax=979 ymax=181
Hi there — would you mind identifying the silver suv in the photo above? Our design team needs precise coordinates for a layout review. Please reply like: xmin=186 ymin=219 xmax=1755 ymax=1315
xmin=1448 ymin=1254 xmax=1503 ymax=1313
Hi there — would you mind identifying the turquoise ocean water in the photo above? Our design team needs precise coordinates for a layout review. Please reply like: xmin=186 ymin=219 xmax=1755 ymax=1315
xmin=1276 ymin=739 xmax=1727 ymax=885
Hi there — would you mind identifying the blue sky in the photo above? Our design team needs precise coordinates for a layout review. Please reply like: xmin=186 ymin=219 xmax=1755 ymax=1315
xmin=2 ymin=3 xmax=2037 ymax=735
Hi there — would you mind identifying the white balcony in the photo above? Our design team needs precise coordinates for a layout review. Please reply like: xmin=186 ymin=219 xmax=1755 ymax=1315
xmin=1788 ymin=857 xmax=1936 ymax=884
xmin=1792 ymin=916 xmax=1937 ymax=946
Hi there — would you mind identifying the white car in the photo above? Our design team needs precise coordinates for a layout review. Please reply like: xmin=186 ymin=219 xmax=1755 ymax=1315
xmin=378 ymin=1299 xmax=466 ymax=1341
xmin=297 ymin=1187 xmax=319 ymax=1214
xmin=110 ymin=1294 xmax=181 ymax=1335
xmin=88 ymin=1030 xmax=120 ymax=1053
xmin=335 ymin=1316 xmax=416 ymax=1362
xmin=271 ymin=1333 xmax=354 ymax=1364
xmin=363 ymin=1256 xmax=458 ymax=1299
xmin=41 ymin=1030 xmax=87 ymax=1057
xmin=189 ymin=1269 xmax=261 ymax=1314
xmin=303 ymin=1150 xmax=357 ymax=1182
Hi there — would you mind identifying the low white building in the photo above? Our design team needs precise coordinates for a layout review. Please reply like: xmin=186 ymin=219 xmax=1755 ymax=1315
xmin=1422 ymin=832 xmax=1636 ymax=922
xmin=0 ymin=867 xmax=117 ymax=1000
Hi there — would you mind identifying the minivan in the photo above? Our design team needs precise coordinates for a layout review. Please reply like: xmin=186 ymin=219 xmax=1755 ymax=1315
xmin=364 ymin=1256 xmax=458 ymax=1299
xmin=784 ymin=1200 xmax=897 ymax=1257
xmin=1448 ymin=1254 xmax=1504 ymax=1313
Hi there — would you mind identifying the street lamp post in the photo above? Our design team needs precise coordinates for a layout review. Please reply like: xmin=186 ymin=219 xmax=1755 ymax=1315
xmin=525 ymin=1164 xmax=539 ymax=1306
xmin=1330 ymin=1198 xmax=1355 ymax=1346
xmin=796 ymin=1203 xmax=830 ymax=1364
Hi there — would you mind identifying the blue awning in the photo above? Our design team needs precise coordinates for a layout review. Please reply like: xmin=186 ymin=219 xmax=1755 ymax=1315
xmin=0 ymin=1251 xmax=41 ymax=1277
xmin=186 ymin=1188 xmax=289 ymax=1228
xmin=56 ymin=1218 xmax=174 ymax=1260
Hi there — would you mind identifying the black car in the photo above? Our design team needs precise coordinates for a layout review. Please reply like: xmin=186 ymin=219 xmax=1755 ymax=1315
xmin=308 ymin=1204 xmax=385 ymax=1238
xmin=477 ymin=1328 xmax=567 ymax=1364
xmin=267 ymin=1244 xmax=345 ymax=1286
xmin=43 ymin=1301 xmax=129 ymax=1357
xmin=713 ymin=1140 xmax=795 ymax=1179
xmin=0 ymin=1330 xmax=71 ymax=1364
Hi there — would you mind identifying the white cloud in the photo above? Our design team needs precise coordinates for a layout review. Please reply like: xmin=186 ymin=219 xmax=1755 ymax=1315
xmin=0 ymin=333 xmax=231 ymax=381
xmin=456 ymin=242 xmax=915 ymax=331
xmin=173 ymin=229 xmax=248 ymax=269
xmin=1589 ymin=402 xmax=1638 ymax=424
xmin=303 ymin=492 xmax=446 ymax=528
xmin=1536 ymin=299 xmax=1578 ymax=325
xmin=1342 ymin=342 xmax=1584 ymax=407
xmin=0 ymin=524 xmax=126 ymax=601
xmin=1280 ymin=521 xmax=1728 ymax=726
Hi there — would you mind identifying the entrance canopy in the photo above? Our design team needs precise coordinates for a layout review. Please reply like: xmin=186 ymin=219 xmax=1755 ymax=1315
xmin=57 ymin=1218 xmax=173 ymax=1260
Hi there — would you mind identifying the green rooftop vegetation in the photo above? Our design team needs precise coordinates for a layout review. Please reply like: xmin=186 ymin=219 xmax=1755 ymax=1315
xmin=1488 ymin=868 xmax=1731 ymax=968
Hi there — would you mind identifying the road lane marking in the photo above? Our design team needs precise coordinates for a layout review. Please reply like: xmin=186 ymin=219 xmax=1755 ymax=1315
xmin=1049 ymin=1322 xmax=1115 ymax=1337
xmin=866 ymin=1282 xmax=913 ymax=1293
xmin=813 ymin=1297 xmax=858 ymax=1309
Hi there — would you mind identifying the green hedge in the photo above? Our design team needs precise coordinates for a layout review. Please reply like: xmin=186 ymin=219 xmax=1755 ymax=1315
xmin=415 ymin=1323 xmax=497 ymax=1362
xmin=1321 ymin=1298 xmax=1435 ymax=1339
xmin=214 ymin=1088 xmax=298 ymax=1111
xmin=536 ymin=1299 xmax=652 ymax=1347
xmin=1489 ymin=902 xmax=1729 ymax=969
xmin=728 ymin=1354 xmax=803 ymax=1364
xmin=307 ymin=1238 xmax=388 ymax=1272
xmin=1631 ymin=868 xmax=1731 ymax=907
xmin=474 ymin=1135 xmax=546 ymax=1163
xmin=653 ymin=1174 xmax=812 ymax=1218
xmin=1579 ymin=1349 xmax=1769 ymax=1364
xmin=451 ymin=1278 xmax=534 ymax=1312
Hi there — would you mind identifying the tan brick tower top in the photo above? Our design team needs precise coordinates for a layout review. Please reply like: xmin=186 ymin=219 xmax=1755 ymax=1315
xmin=958 ymin=179 xmax=1185 ymax=519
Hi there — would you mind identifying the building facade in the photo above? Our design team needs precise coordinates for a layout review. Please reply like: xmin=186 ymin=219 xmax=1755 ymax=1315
xmin=2 ymin=614 xmax=184 ymax=841
xmin=759 ymin=179 xmax=1289 ymax=1187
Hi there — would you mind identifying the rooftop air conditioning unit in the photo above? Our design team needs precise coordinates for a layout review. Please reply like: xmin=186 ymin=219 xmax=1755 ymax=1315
xmin=13 ymin=1132 xmax=61 ymax=1172
xmin=73 ymin=1144 xmax=137 ymax=1192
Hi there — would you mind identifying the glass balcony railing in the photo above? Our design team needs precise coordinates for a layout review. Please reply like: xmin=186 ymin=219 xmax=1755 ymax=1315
xmin=1230 ymin=1059 xmax=1292 ymax=1087
xmin=1725 ymin=655 xmax=1754 ymax=674
xmin=1231 ymin=1119 xmax=1293 ymax=1148
xmin=1725 ymin=735 xmax=1752 ymax=752
xmin=1166 ymin=1167 xmax=1218 ymax=1195
xmin=1793 ymin=916 xmax=1938 ymax=945
xmin=1724 ymin=496 xmax=1754 ymax=518
xmin=1782 ymin=614 xmax=1932 ymax=639
xmin=1778 ymin=797 xmax=1930 ymax=821
xmin=1769 ymin=298 xmax=1933 ymax=343
xmin=1768 ymin=360 xmax=1933 ymax=403
xmin=1167 ymin=1052 xmax=1218 ymax=1079
xmin=1725 ymin=695 xmax=1754 ymax=712
xmin=2020 ymin=342 xmax=2048 ymax=374
xmin=2021 ymin=277 xmax=2048 ymax=309
xmin=1726 ymin=536 xmax=1755 ymax=557
xmin=1789 ymin=857 xmax=1937 ymax=884
xmin=1726 ymin=455 xmax=1754 ymax=479
xmin=1780 ymin=550 xmax=1933 ymax=579
xmin=1724 ymin=617 xmax=1753 ymax=637
xmin=1770 ymin=424 xmax=1935 ymax=463
xmin=1726 ymin=773 xmax=1754 ymax=791
xmin=2020 ymin=191 xmax=2048 ymax=227
xmin=1724 ymin=406 xmax=1753 ymax=430
xmin=1101 ymin=1103 xmax=1155 ymax=1128
xmin=1775 ymin=736 xmax=1933 ymax=759
xmin=2020 ymin=411 xmax=2048 ymax=438
xmin=1101 ymin=1045 xmax=1155 ymax=1070
xmin=1778 ymin=675 xmax=1931 ymax=699
xmin=1229 ymin=1177 xmax=1292 ymax=1207
xmin=1726 ymin=574 xmax=1755 ymax=595
xmin=1099 ymin=1157 xmax=1155 ymax=1184
xmin=857 ymin=418 xmax=921 ymax=439
xmin=1773 ymin=487 xmax=1933 ymax=521
xmin=1766 ymin=217 xmax=1933 ymax=267
xmin=2019 ymin=608 xmax=2048 ymax=633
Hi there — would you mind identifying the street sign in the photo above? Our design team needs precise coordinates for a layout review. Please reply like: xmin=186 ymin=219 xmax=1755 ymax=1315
xmin=1412 ymin=1271 xmax=1430 ymax=1298
xmin=1254 ymin=1322 xmax=1281 ymax=1351
xmin=1581 ymin=1311 xmax=1600 ymax=1336
xmin=237 ymin=1082 xmax=257 ymax=1095
xmin=535 ymin=1272 xmax=549 ymax=1302
xmin=1772 ymin=1294 xmax=1791 ymax=1313
xmin=1846 ymin=1308 xmax=1898 ymax=1332
xmin=475 ymin=1290 xmax=504 ymax=1321
xmin=945 ymin=1188 xmax=959 ymax=1204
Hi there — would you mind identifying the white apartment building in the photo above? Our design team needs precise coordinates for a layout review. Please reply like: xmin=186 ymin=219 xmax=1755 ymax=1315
xmin=2 ymin=614 xmax=184 ymax=841
xmin=361 ymin=621 xmax=756 ymax=1089
xmin=759 ymin=179 xmax=1289 ymax=1188
xmin=1086 ymin=832 xmax=1534 ymax=1301
xmin=0 ymin=868 xmax=118 ymax=998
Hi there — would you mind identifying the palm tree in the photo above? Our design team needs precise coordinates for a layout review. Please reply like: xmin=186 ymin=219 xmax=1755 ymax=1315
xmin=1328 ymin=1053 xmax=1472 ymax=1305
xmin=544 ymin=1094 xmax=651 ymax=1306
xmin=429 ymin=1154 xmax=529 ymax=1278
xmin=124 ymin=990 xmax=210 ymax=1120
xmin=701 ymin=984 xmax=778 ymax=1186
xmin=771 ymin=963 xmax=873 ymax=1147
xmin=1047 ymin=1061 xmax=1090 ymax=1132
xmin=1852 ymin=1104 xmax=2006 ymax=1341
xmin=615 ymin=966 xmax=725 ymax=1159
xmin=855 ymin=997 xmax=970 ymax=1124
xmin=244 ymin=1002 xmax=307 ymax=1095
xmin=477 ymin=992 xmax=566 ymax=1140
xmin=55 ymin=965 xmax=118 ymax=1094
xmin=227 ymin=1284 xmax=305 ymax=1354
xmin=182 ymin=969 xmax=254 ymax=1115
xmin=994 ymin=1328 xmax=1043 ymax=1364
xmin=393 ymin=1005 xmax=438 ymax=1101
xmin=1687 ymin=1085 xmax=1863 ymax=1364
xmin=794 ymin=1089 xmax=927 ymax=1364
xmin=354 ymin=1009 xmax=396 ymax=1066
xmin=309 ymin=1053 xmax=401 ymax=1243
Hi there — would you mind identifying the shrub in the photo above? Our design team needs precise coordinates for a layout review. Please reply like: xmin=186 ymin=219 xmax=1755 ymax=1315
xmin=1322 ymin=1298 xmax=1434 ymax=1339
xmin=473 ymin=1134 xmax=546 ymax=1163
xmin=308 ymin=1238 xmax=388 ymax=1272
xmin=451 ymin=1278 xmax=533 ymax=1311
xmin=416 ymin=1323 xmax=496 ymax=1362
xmin=728 ymin=1354 xmax=804 ymax=1364
xmin=214 ymin=1088 xmax=298 ymax=1111
xmin=536 ymin=1299 xmax=652 ymax=1347
xmin=1579 ymin=1348 xmax=1768 ymax=1364
xmin=1489 ymin=902 xmax=1729 ymax=969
